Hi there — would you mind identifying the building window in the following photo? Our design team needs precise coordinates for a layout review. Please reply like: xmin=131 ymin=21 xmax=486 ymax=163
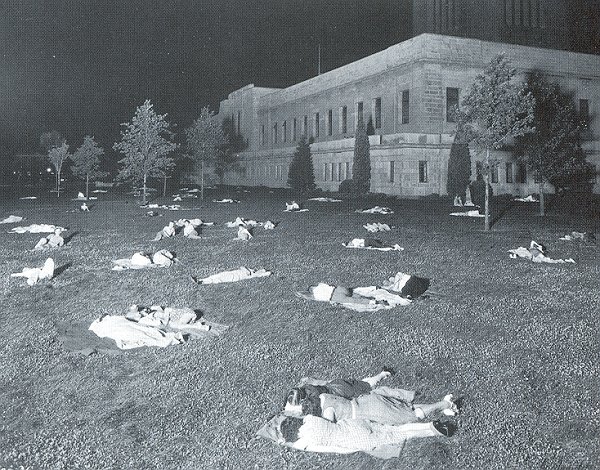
xmin=327 ymin=109 xmax=333 ymax=136
xmin=345 ymin=162 xmax=351 ymax=180
xmin=330 ymin=162 xmax=335 ymax=182
xmin=282 ymin=121 xmax=287 ymax=143
xmin=273 ymin=123 xmax=278 ymax=144
xmin=534 ymin=171 xmax=543 ymax=183
xmin=324 ymin=163 xmax=330 ymax=181
xmin=506 ymin=162 xmax=514 ymax=183
xmin=401 ymin=90 xmax=410 ymax=124
xmin=357 ymin=102 xmax=364 ymax=126
xmin=389 ymin=161 xmax=395 ymax=183
xmin=516 ymin=163 xmax=527 ymax=183
xmin=303 ymin=115 xmax=308 ymax=136
xmin=293 ymin=118 xmax=297 ymax=141
xmin=418 ymin=161 xmax=428 ymax=183
xmin=340 ymin=106 xmax=347 ymax=134
xmin=580 ymin=99 xmax=590 ymax=128
xmin=374 ymin=97 xmax=382 ymax=129
xmin=261 ymin=125 xmax=265 ymax=146
xmin=314 ymin=112 xmax=320 ymax=138
xmin=446 ymin=88 xmax=459 ymax=122
xmin=338 ymin=162 xmax=345 ymax=181
xmin=237 ymin=111 xmax=241 ymax=135
xmin=491 ymin=165 xmax=499 ymax=183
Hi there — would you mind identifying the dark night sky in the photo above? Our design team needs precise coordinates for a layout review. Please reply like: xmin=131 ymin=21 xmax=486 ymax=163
xmin=0 ymin=0 xmax=409 ymax=156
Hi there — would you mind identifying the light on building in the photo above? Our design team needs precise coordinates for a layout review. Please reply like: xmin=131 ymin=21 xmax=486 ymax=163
xmin=47 ymin=167 xmax=52 ymax=173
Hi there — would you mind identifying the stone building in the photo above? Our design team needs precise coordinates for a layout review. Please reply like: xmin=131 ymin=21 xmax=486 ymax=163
xmin=214 ymin=33 xmax=599 ymax=196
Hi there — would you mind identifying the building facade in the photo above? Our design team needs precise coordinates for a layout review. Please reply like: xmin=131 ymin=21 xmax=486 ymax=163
xmin=213 ymin=34 xmax=600 ymax=196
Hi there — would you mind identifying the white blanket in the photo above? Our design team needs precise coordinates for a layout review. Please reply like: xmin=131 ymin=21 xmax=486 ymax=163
xmin=213 ymin=198 xmax=240 ymax=203
xmin=450 ymin=210 xmax=484 ymax=217
xmin=0 ymin=215 xmax=24 ymax=224
xmin=10 ymin=224 xmax=65 ymax=234
xmin=235 ymin=226 xmax=253 ymax=240
xmin=364 ymin=223 xmax=391 ymax=233
xmin=559 ymin=231 xmax=595 ymax=242
xmin=226 ymin=217 xmax=259 ymax=228
xmin=11 ymin=258 xmax=55 ymax=286
xmin=356 ymin=206 xmax=393 ymax=214
xmin=34 ymin=232 xmax=64 ymax=250
xmin=195 ymin=266 xmax=271 ymax=284
xmin=508 ymin=241 xmax=575 ymax=264
xmin=89 ymin=315 xmax=185 ymax=349
xmin=343 ymin=239 xmax=404 ymax=252
xmin=514 ymin=195 xmax=539 ymax=203
xmin=308 ymin=197 xmax=342 ymax=203
xmin=112 ymin=250 xmax=176 ymax=270
xmin=19 ymin=196 xmax=37 ymax=200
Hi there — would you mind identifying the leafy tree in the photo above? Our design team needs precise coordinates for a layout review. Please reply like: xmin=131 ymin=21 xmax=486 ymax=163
xmin=516 ymin=72 xmax=593 ymax=216
xmin=457 ymin=55 xmax=535 ymax=230
xmin=287 ymin=135 xmax=316 ymax=194
xmin=70 ymin=136 xmax=107 ymax=199
xmin=446 ymin=124 xmax=472 ymax=200
xmin=185 ymin=107 xmax=228 ymax=199
xmin=48 ymin=142 xmax=70 ymax=198
xmin=352 ymin=119 xmax=371 ymax=194
xmin=40 ymin=130 xmax=65 ymax=153
xmin=217 ymin=117 xmax=245 ymax=185
xmin=113 ymin=100 xmax=177 ymax=204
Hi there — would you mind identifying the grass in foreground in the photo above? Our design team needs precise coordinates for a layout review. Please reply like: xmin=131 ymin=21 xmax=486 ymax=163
xmin=0 ymin=189 xmax=598 ymax=469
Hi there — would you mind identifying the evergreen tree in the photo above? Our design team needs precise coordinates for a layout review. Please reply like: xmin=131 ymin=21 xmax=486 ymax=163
xmin=457 ymin=55 xmax=535 ymax=230
xmin=366 ymin=116 xmax=375 ymax=136
xmin=71 ymin=136 xmax=107 ymax=199
xmin=287 ymin=135 xmax=315 ymax=194
xmin=446 ymin=124 xmax=471 ymax=199
xmin=113 ymin=100 xmax=177 ymax=204
xmin=352 ymin=119 xmax=371 ymax=194
xmin=517 ymin=72 xmax=593 ymax=216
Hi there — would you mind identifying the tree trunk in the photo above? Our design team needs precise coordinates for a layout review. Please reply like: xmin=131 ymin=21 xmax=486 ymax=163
xmin=484 ymin=149 xmax=490 ymax=231
xmin=56 ymin=170 xmax=61 ymax=198
xmin=539 ymin=181 xmax=545 ymax=216
xmin=201 ymin=160 xmax=205 ymax=201
xmin=163 ymin=174 xmax=167 ymax=197
xmin=143 ymin=173 xmax=147 ymax=205
xmin=86 ymin=174 xmax=90 ymax=200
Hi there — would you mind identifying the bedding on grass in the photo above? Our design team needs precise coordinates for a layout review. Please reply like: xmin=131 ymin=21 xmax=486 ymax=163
xmin=10 ymin=258 xmax=55 ymax=286
xmin=355 ymin=206 xmax=393 ymax=214
xmin=142 ymin=204 xmax=183 ymax=211
xmin=235 ymin=226 xmax=253 ymax=241
xmin=19 ymin=196 xmax=37 ymax=199
xmin=559 ymin=231 xmax=596 ymax=243
xmin=450 ymin=210 xmax=484 ymax=217
xmin=213 ymin=198 xmax=240 ymax=204
xmin=193 ymin=266 xmax=271 ymax=284
xmin=343 ymin=238 xmax=404 ymax=252
xmin=0 ymin=215 xmax=24 ymax=224
xmin=112 ymin=250 xmax=176 ymax=270
xmin=284 ymin=201 xmax=308 ymax=212
xmin=263 ymin=220 xmax=277 ymax=229
xmin=226 ymin=217 xmax=260 ymax=228
xmin=509 ymin=241 xmax=575 ymax=264
xmin=308 ymin=197 xmax=342 ymax=203
xmin=10 ymin=224 xmax=65 ymax=234
xmin=152 ymin=222 xmax=176 ymax=241
xmin=514 ymin=195 xmax=539 ymax=203
xmin=453 ymin=196 xmax=463 ymax=207
xmin=364 ymin=222 xmax=391 ymax=233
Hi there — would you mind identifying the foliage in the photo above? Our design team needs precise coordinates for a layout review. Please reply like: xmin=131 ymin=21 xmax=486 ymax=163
xmin=48 ymin=142 xmax=70 ymax=197
xmin=446 ymin=124 xmax=472 ymax=199
xmin=186 ymin=107 xmax=229 ymax=196
xmin=40 ymin=130 xmax=65 ymax=153
xmin=71 ymin=136 xmax=107 ymax=198
xmin=469 ymin=179 xmax=493 ymax=209
xmin=516 ymin=72 xmax=594 ymax=211
xmin=216 ymin=117 xmax=245 ymax=184
xmin=366 ymin=116 xmax=375 ymax=136
xmin=338 ymin=179 xmax=357 ymax=194
xmin=221 ymin=116 xmax=248 ymax=153
xmin=113 ymin=100 xmax=177 ymax=203
xmin=352 ymin=119 xmax=371 ymax=194
xmin=287 ymin=135 xmax=316 ymax=194
xmin=457 ymin=54 xmax=535 ymax=229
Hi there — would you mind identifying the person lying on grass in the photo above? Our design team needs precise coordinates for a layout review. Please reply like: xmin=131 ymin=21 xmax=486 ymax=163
xmin=278 ymin=415 xmax=456 ymax=452
xmin=284 ymin=369 xmax=394 ymax=415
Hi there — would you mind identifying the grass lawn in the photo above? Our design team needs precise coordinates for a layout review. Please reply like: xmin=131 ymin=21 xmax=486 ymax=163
xmin=0 ymin=187 xmax=598 ymax=469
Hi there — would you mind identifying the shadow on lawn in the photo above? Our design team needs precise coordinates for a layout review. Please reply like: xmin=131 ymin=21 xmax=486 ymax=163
xmin=64 ymin=231 xmax=79 ymax=244
xmin=54 ymin=262 xmax=73 ymax=278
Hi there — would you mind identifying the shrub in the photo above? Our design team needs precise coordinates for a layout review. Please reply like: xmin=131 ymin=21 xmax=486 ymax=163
xmin=469 ymin=179 xmax=493 ymax=208
xmin=287 ymin=136 xmax=316 ymax=194
xmin=352 ymin=120 xmax=371 ymax=194
xmin=339 ymin=179 xmax=357 ymax=194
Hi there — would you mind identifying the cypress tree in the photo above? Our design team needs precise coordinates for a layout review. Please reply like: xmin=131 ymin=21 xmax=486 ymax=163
xmin=353 ymin=119 xmax=371 ymax=194
xmin=287 ymin=135 xmax=315 ymax=194
xmin=446 ymin=124 xmax=471 ymax=199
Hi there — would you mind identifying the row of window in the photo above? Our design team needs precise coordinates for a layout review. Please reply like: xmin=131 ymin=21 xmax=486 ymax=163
xmin=259 ymin=88 xmax=462 ymax=146
xmin=476 ymin=161 xmax=528 ymax=184
xmin=504 ymin=0 xmax=543 ymax=28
